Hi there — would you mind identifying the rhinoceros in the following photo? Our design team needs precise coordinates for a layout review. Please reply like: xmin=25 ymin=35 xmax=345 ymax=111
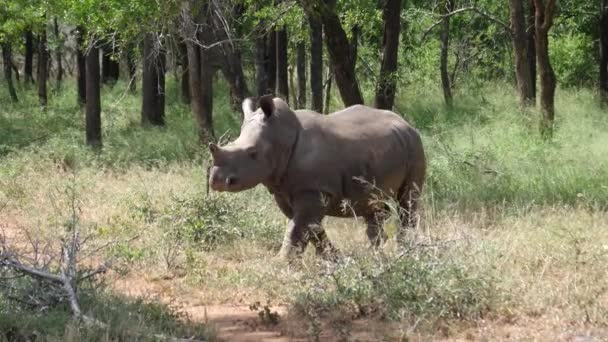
xmin=208 ymin=95 xmax=426 ymax=259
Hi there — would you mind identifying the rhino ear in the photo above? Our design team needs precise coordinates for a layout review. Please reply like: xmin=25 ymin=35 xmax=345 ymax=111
xmin=258 ymin=94 xmax=275 ymax=118
xmin=242 ymin=97 xmax=256 ymax=121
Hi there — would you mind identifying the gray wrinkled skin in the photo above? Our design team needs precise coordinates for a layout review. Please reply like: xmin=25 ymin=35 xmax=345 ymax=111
xmin=209 ymin=95 xmax=426 ymax=259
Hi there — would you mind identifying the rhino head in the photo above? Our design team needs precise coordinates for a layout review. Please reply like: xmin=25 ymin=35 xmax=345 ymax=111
xmin=208 ymin=95 xmax=300 ymax=192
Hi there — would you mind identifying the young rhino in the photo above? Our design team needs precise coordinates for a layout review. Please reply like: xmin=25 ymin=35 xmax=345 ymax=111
xmin=208 ymin=95 xmax=426 ymax=259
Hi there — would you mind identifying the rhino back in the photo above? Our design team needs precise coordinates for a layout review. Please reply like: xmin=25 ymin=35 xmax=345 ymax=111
xmin=283 ymin=105 xmax=423 ymax=214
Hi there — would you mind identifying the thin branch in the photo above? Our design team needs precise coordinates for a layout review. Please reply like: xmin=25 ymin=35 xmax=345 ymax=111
xmin=422 ymin=6 xmax=512 ymax=42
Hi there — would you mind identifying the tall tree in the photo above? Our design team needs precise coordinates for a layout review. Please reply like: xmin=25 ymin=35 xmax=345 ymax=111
xmin=601 ymin=0 xmax=608 ymax=105
xmin=526 ymin=0 xmax=537 ymax=100
xmin=309 ymin=15 xmax=323 ymax=112
xmin=76 ymin=26 xmax=86 ymax=106
xmin=24 ymin=29 xmax=35 ymax=84
xmin=276 ymin=27 xmax=289 ymax=100
xmin=510 ymin=0 xmax=535 ymax=106
xmin=296 ymin=38 xmax=306 ymax=108
xmin=38 ymin=29 xmax=48 ymax=107
xmin=533 ymin=0 xmax=557 ymax=136
xmin=181 ymin=1 xmax=214 ymax=142
xmin=101 ymin=40 xmax=119 ymax=84
xmin=267 ymin=29 xmax=277 ymax=93
xmin=439 ymin=0 xmax=454 ymax=108
xmin=2 ymin=43 xmax=18 ymax=102
xmin=178 ymin=42 xmax=190 ymax=103
xmin=141 ymin=33 xmax=166 ymax=126
xmin=53 ymin=17 xmax=63 ymax=89
xmin=85 ymin=44 xmax=102 ymax=147
xmin=300 ymin=0 xmax=363 ymax=107
xmin=255 ymin=25 xmax=269 ymax=97
xmin=374 ymin=0 xmax=402 ymax=110
xmin=126 ymin=43 xmax=137 ymax=93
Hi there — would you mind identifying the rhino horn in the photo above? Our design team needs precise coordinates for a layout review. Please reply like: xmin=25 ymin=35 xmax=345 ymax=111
xmin=208 ymin=143 xmax=224 ymax=162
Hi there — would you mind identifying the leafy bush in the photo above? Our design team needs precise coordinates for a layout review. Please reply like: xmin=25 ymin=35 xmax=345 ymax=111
xmin=292 ymin=248 xmax=497 ymax=330
xmin=158 ymin=192 xmax=284 ymax=252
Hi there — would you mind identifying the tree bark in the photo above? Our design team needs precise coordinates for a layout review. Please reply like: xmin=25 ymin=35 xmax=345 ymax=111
xmin=600 ymin=0 xmax=608 ymax=106
xmin=126 ymin=43 xmax=137 ymax=93
xmin=24 ymin=29 xmax=35 ymax=84
xmin=255 ymin=27 xmax=269 ymax=96
xmin=53 ymin=17 xmax=63 ymax=89
xmin=179 ymin=42 xmax=190 ymax=104
xmin=141 ymin=33 xmax=166 ymax=127
xmin=533 ymin=0 xmax=557 ymax=136
xmin=309 ymin=15 xmax=323 ymax=113
xmin=510 ymin=0 xmax=534 ymax=106
xmin=200 ymin=49 xmax=215 ymax=140
xmin=267 ymin=29 xmax=277 ymax=94
xmin=85 ymin=44 xmax=102 ymax=148
xmin=301 ymin=0 xmax=363 ymax=107
xmin=349 ymin=25 xmax=359 ymax=68
xmin=526 ymin=0 xmax=537 ymax=101
xmin=38 ymin=29 xmax=48 ymax=107
xmin=219 ymin=46 xmax=250 ymax=112
xmin=276 ymin=27 xmax=289 ymax=101
xmin=324 ymin=64 xmax=332 ymax=114
xmin=297 ymin=39 xmax=307 ymax=108
xmin=2 ymin=43 xmax=18 ymax=102
xmin=101 ymin=41 xmax=119 ymax=84
xmin=76 ymin=26 xmax=86 ymax=106
xmin=182 ymin=2 xmax=214 ymax=142
xmin=440 ymin=0 xmax=454 ymax=109
xmin=374 ymin=0 xmax=402 ymax=110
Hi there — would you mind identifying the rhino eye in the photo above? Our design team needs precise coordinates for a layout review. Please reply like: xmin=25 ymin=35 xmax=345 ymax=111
xmin=247 ymin=149 xmax=258 ymax=160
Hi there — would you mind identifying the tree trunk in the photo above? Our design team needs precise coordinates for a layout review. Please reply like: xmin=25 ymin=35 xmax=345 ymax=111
xmin=276 ymin=28 xmax=289 ymax=101
xmin=527 ymin=0 xmax=537 ymax=100
xmin=24 ymin=30 xmax=35 ymax=84
xmin=182 ymin=2 xmax=214 ymax=142
xmin=101 ymin=41 xmax=119 ymax=84
xmin=200 ymin=49 xmax=215 ymax=140
xmin=255 ymin=28 xmax=269 ymax=97
xmin=533 ymin=0 xmax=557 ymax=136
xmin=374 ymin=0 xmax=402 ymax=110
xmin=2 ymin=43 xmax=18 ymax=102
xmin=53 ymin=17 xmax=63 ymax=89
xmin=297 ymin=39 xmax=307 ymax=108
xmin=324 ymin=65 xmax=332 ymax=114
xmin=267 ymin=29 xmax=277 ymax=94
xmin=301 ymin=0 xmax=363 ymax=107
xmin=349 ymin=25 xmax=359 ymax=68
xmin=85 ymin=44 xmax=102 ymax=147
xmin=126 ymin=43 xmax=137 ymax=93
xmin=38 ymin=29 xmax=48 ymax=107
xmin=601 ymin=0 xmax=608 ymax=106
xmin=220 ymin=46 xmax=249 ymax=112
xmin=179 ymin=42 xmax=190 ymax=104
xmin=510 ymin=0 xmax=534 ymax=106
xmin=309 ymin=15 xmax=323 ymax=112
xmin=141 ymin=33 xmax=166 ymax=127
xmin=76 ymin=26 xmax=86 ymax=106
xmin=440 ymin=0 xmax=454 ymax=109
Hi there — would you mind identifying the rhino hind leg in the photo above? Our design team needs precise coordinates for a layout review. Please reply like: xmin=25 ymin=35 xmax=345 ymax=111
xmin=365 ymin=213 xmax=388 ymax=248
xmin=396 ymin=182 xmax=422 ymax=243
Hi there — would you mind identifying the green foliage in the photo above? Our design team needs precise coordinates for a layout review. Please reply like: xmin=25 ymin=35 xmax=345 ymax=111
xmin=157 ymin=192 xmax=284 ymax=252
xmin=292 ymin=247 xmax=496 ymax=327
xmin=550 ymin=32 xmax=597 ymax=86
xmin=0 ymin=278 xmax=212 ymax=340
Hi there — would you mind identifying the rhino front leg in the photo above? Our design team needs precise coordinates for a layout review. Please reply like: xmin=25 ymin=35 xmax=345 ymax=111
xmin=277 ymin=192 xmax=338 ymax=260
xmin=365 ymin=213 xmax=388 ymax=248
